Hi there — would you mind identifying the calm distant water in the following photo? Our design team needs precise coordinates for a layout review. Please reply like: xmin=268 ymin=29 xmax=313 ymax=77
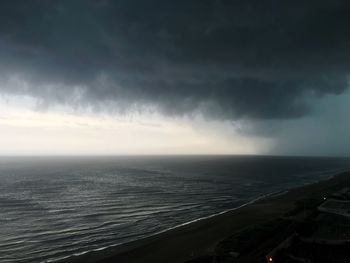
xmin=1 ymin=155 xmax=350 ymax=262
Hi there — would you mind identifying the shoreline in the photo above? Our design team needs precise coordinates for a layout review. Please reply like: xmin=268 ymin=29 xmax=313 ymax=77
xmin=55 ymin=190 xmax=285 ymax=263
xmin=63 ymin=170 xmax=350 ymax=263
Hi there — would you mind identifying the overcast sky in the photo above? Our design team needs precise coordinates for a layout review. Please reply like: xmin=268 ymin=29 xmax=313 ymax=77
xmin=0 ymin=0 xmax=349 ymax=156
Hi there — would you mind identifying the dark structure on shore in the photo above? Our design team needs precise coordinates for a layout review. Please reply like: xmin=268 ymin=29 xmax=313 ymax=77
xmin=266 ymin=188 xmax=350 ymax=263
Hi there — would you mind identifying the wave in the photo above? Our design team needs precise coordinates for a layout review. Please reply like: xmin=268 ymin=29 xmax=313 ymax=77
xmin=53 ymin=169 xmax=347 ymax=263
xmin=1 ymin=157 xmax=349 ymax=263
xmin=50 ymin=190 xmax=287 ymax=263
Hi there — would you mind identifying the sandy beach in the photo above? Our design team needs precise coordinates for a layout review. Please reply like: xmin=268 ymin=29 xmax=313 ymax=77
xmin=66 ymin=171 xmax=350 ymax=263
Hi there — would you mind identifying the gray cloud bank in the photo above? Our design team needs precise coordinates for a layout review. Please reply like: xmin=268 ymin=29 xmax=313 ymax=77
xmin=0 ymin=0 xmax=350 ymax=119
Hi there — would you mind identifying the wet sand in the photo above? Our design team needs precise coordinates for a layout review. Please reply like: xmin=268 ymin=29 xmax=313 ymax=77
xmin=66 ymin=171 xmax=350 ymax=263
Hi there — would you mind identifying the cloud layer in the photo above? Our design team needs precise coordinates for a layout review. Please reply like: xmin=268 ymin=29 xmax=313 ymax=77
xmin=0 ymin=0 xmax=349 ymax=119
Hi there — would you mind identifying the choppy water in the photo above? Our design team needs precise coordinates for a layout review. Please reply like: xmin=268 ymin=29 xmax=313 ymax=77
xmin=0 ymin=155 xmax=349 ymax=262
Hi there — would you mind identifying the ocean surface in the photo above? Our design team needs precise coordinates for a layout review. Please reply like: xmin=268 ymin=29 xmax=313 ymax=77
xmin=1 ymin=155 xmax=350 ymax=263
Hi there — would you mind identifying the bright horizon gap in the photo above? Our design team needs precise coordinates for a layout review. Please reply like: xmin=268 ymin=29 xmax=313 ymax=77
xmin=0 ymin=154 xmax=348 ymax=158
xmin=0 ymin=94 xmax=269 ymax=155
xmin=1 ymin=90 xmax=350 ymax=156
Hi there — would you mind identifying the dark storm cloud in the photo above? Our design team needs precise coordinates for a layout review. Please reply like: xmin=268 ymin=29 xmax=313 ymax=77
xmin=0 ymin=0 xmax=349 ymax=119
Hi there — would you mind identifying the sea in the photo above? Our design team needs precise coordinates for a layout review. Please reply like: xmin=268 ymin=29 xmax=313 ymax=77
xmin=1 ymin=155 xmax=350 ymax=263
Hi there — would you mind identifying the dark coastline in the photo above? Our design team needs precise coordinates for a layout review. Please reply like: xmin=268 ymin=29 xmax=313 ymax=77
xmin=64 ymin=171 xmax=350 ymax=263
